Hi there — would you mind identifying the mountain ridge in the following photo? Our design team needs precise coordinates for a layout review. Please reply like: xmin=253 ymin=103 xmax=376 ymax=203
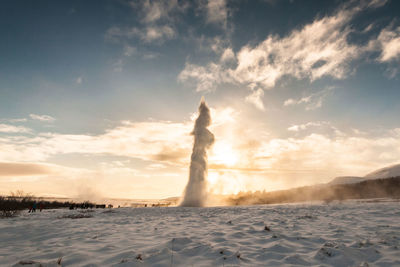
xmin=328 ymin=163 xmax=400 ymax=185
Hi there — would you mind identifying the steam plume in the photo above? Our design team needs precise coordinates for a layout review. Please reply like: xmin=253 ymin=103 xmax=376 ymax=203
xmin=180 ymin=98 xmax=214 ymax=207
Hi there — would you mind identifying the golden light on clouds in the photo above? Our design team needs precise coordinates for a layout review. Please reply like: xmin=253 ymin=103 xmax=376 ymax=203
xmin=1 ymin=105 xmax=400 ymax=199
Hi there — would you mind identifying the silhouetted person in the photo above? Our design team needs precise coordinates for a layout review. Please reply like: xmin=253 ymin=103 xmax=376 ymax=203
xmin=29 ymin=202 xmax=37 ymax=213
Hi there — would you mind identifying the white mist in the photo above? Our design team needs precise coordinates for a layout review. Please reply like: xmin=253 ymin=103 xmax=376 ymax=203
xmin=180 ymin=98 xmax=214 ymax=207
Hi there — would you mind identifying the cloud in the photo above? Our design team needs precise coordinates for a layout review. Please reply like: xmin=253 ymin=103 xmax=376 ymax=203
xmin=283 ymin=87 xmax=334 ymax=110
xmin=75 ymin=76 xmax=83 ymax=84
xmin=6 ymin=118 xmax=27 ymax=123
xmin=220 ymin=47 xmax=235 ymax=63
xmin=179 ymin=5 xmax=360 ymax=89
xmin=179 ymin=1 xmax=389 ymax=105
xmin=139 ymin=25 xmax=176 ymax=43
xmin=0 ymin=162 xmax=56 ymax=176
xmin=0 ymin=107 xmax=241 ymax=166
xmin=106 ymin=25 xmax=176 ymax=43
xmin=29 ymin=114 xmax=56 ymax=122
xmin=123 ymin=45 xmax=136 ymax=57
xmin=367 ymin=0 xmax=388 ymax=8
xmin=376 ymin=26 xmax=400 ymax=62
xmin=178 ymin=62 xmax=225 ymax=92
xmin=245 ymin=87 xmax=265 ymax=110
xmin=0 ymin=120 xmax=192 ymax=164
xmin=106 ymin=0 xmax=183 ymax=44
xmin=258 ymin=131 xmax=400 ymax=176
xmin=205 ymin=0 xmax=228 ymax=28
xmin=146 ymin=163 xmax=167 ymax=170
xmin=138 ymin=0 xmax=181 ymax=23
xmin=142 ymin=52 xmax=160 ymax=60
xmin=287 ymin=122 xmax=325 ymax=132
xmin=2 ymin=105 xmax=400 ymax=196
xmin=150 ymin=146 xmax=188 ymax=163
xmin=208 ymin=113 xmax=400 ymax=191
xmin=112 ymin=59 xmax=124 ymax=72
xmin=199 ymin=126 xmax=399 ymax=194
xmin=286 ymin=121 xmax=344 ymax=137
xmin=0 ymin=124 xmax=31 ymax=133
xmin=0 ymin=106 xmax=241 ymax=199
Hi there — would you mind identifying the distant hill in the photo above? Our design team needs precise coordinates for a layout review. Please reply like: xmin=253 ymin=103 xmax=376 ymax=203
xmin=228 ymin=177 xmax=400 ymax=206
xmin=229 ymin=163 xmax=400 ymax=206
xmin=328 ymin=163 xmax=400 ymax=185
xmin=364 ymin=163 xmax=400 ymax=179
xmin=328 ymin=176 xmax=365 ymax=185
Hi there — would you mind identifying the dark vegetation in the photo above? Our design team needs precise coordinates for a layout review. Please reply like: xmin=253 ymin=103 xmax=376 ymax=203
xmin=0 ymin=190 xmax=98 ymax=218
xmin=228 ymin=177 xmax=400 ymax=206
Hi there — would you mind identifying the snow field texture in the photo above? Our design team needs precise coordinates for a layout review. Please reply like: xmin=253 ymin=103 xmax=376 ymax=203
xmin=1 ymin=200 xmax=399 ymax=266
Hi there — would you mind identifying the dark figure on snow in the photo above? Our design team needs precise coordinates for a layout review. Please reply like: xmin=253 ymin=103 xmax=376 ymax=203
xmin=29 ymin=202 xmax=37 ymax=213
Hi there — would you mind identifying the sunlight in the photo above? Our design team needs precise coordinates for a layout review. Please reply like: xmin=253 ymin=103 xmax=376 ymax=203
xmin=210 ymin=141 xmax=239 ymax=167
xmin=207 ymin=171 xmax=245 ymax=195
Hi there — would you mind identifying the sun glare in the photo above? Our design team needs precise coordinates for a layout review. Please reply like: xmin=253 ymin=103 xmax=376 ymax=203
xmin=210 ymin=141 xmax=239 ymax=167
xmin=207 ymin=172 xmax=245 ymax=195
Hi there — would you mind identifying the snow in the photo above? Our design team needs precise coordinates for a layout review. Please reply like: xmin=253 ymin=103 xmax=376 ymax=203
xmin=364 ymin=163 xmax=400 ymax=179
xmin=1 ymin=200 xmax=400 ymax=266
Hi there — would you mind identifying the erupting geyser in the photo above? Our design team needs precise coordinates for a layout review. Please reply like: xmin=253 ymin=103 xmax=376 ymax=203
xmin=180 ymin=98 xmax=214 ymax=207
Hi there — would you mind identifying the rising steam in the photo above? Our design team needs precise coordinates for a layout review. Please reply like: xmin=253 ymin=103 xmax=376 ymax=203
xmin=180 ymin=98 xmax=214 ymax=207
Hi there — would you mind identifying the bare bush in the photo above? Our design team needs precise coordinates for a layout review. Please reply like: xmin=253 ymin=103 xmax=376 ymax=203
xmin=0 ymin=209 xmax=20 ymax=219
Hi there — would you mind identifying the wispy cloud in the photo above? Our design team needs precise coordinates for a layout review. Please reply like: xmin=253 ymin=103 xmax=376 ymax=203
xmin=376 ymin=25 xmax=400 ymax=62
xmin=138 ymin=25 xmax=176 ymax=43
xmin=112 ymin=59 xmax=124 ymax=72
xmin=179 ymin=5 xmax=360 ymax=88
xmin=75 ymin=76 xmax=83 ymax=84
xmin=205 ymin=0 xmax=229 ymax=28
xmin=179 ymin=1 xmax=389 ymax=105
xmin=245 ymin=87 xmax=265 ymax=110
xmin=220 ymin=47 xmax=235 ymax=63
xmin=283 ymin=87 xmax=334 ymax=110
xmin=0 ymin=120 xmax=191 ymax=164
xmin=0 ymin=107 xmax=240 ymax=165
xmin=107 ymin=25 xmax=176 ymax=44
xmin=106 ymin=0 xmax=183 ymax=44
xmin=0 ymin=162 xmax=57 ymax=176
xmin=123 ymin=45 xmax=136 ymax=57
xmin=2 ymin=106 xmax=400 ymax=196
xmin=286 ymin=121 xmax=344 ymax=137
xmin=0 ymin=124 xmax=31 ymax=133
xmin=178 ymin=62 xmax=225 ymax=92
xmin=138 ymin=0 xmax=182 ymax=24
xmin=29 ymin=114 xmax=56 ymax=122
xmin=287 ymin=122 xmax=327 ymax=132
xmin=1 ymin=118 xmax=27 ymax=123
xmin=254 ymin=131 xmax=400 ymax=179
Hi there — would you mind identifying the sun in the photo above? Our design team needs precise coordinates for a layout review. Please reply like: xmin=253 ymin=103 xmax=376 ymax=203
xmin=210 ymin=141 xmax=239 ymax=167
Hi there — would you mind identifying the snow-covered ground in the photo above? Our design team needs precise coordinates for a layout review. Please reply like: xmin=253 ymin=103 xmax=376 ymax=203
xmin=1 ymin=200 xmax=400 ymax=267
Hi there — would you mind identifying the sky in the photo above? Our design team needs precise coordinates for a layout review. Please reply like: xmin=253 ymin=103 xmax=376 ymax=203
xmin=0 ymin=0 xmax=400 ymax=199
